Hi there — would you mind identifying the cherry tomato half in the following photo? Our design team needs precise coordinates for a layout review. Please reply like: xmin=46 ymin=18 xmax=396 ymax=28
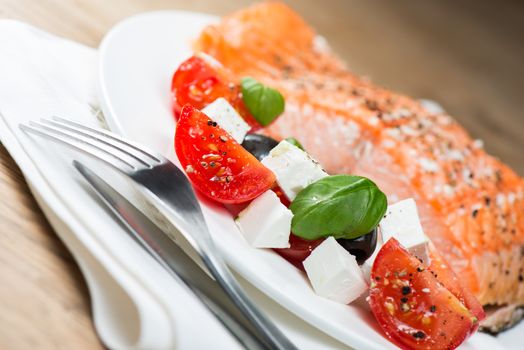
xmin=171 ymin=54 xmax=261 ymax=130
xmin=428 ymin=247 xmax=485 ymax=331
xmin=175 ymin=104 xmax=275 ymax=204
xmin=274 ymin=234 xmax=324 ymax=270
xmin=369 ymin=238 xmax=477 ymax=350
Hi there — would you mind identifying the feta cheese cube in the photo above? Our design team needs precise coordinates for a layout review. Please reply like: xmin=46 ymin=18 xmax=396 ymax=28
xmin=235 ymin=190 xmax=292 ymax=248
xmin=202 ymin=98 xmax=250 ymax=143
xmin=379 ymin=198 xmax=430 ymax=265
xmin=261 ymin=141 xmax=328 ymax=200
xmin=303 ymin=237 xmax=368 ymax=304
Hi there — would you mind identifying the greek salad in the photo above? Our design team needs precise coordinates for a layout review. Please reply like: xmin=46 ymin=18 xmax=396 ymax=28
xmin=170 ymin=53 xmax=485 ymax=350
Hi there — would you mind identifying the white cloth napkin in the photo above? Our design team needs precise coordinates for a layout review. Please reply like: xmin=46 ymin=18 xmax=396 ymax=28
xmin=0 ymin=20 xmax=350 ymax=350
xmin=0 ymin=19 xmax=244 ymax=350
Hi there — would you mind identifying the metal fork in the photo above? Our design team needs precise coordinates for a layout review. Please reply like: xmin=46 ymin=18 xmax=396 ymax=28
xmin=21 ymin=117 xmax=297 ymax=350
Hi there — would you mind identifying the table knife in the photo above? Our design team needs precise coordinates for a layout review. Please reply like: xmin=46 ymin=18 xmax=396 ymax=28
xmin=74 ymin=161 xmax=267 ymax=350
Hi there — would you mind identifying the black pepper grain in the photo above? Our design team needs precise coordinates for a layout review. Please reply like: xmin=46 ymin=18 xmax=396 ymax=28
xmin=430 ymin=305 xmax=437 ymax=313
xmin=413 ymin=331 xmax=426 ymax=339
xmin=401 ymin=286 xmax=411 ymax=295
xmin=472 ymin=209 xmax=479 ymax=218
xmin=365 ymin=100 xmax=378 ymax=111
xmin=400 ymin=297 xmax=408 ymax=303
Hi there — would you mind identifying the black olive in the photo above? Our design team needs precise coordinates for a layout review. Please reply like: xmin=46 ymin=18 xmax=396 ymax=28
xmin=241 ymin=134 xmax=279 ymax=161
xmin=337 ymin=228 xmax=378 ymax=265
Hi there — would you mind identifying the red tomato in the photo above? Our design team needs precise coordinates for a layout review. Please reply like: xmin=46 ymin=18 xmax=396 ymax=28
xmin=171 ymin=55 xmax=261 ymax=130
xmin=272 ymin=185 xmax=291 ymax=207
xmin=175 ymin=104 xmax=275 ymax=204
xmin=274 ymin=234 xmax=324 ymax=270
xmin=427 ymin=246 xmax=485 ymax=331
xmin=369 ymin=238 xmax=477 ymax=350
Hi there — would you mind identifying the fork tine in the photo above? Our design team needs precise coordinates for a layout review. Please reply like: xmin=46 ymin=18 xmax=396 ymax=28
xmin=41 ymin=118 xmax=152 ymax=168
xmin=50 ymin=116 xmax=164 ymax=164
xmin=20 ymin=122 xmax=136 ymax=171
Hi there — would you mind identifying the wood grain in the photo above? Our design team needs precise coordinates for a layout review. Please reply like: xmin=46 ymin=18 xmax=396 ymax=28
xmin=0 ymin=0 xmax=522 ymax=348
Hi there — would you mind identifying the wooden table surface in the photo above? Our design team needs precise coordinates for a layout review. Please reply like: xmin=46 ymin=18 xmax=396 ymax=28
xmin=0 ymin=0 xmax=522 ymax=348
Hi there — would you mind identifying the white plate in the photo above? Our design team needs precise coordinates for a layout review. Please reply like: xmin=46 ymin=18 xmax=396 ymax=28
xmin=98 ymin=10 xmax=520 ymax=350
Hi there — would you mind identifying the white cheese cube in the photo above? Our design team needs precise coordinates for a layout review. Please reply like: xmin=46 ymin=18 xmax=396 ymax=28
xmin=379 ymin=198 xmax=430 ymax=265
xmin=303 ymin=237 xmax=368 ymax=304
xmin=360 ymin=231 xmax=383 ymax=283
xmin=261 ymin=141 xmax=328 ymax=201
xmin=202 ymin=98 xmax=250 ymax=144
xmin=235 ymin=190 xmax=292 ymax=248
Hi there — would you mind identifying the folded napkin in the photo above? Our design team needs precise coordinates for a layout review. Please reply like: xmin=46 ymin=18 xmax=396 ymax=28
xmin=0 ymin=20 xmax=351 ymax=350
xmin=0 ymin=20 xmax=245 ymax=350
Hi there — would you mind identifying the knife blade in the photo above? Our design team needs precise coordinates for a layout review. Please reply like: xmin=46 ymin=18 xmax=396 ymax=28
xmin=73 ymin=160 xmax=267 ymax=350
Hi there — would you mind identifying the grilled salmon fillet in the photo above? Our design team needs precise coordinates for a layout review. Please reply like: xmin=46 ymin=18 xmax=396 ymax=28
xmin=194 ymin=2 xmax=524 ymax=332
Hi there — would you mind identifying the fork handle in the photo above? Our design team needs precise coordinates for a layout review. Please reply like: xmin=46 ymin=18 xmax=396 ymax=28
xmin=201 ymin=251 xmax=298 ymax=350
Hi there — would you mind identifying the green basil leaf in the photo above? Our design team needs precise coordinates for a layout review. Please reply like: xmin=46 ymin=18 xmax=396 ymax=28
xmin=290 ymin=175 xmax=387 ymax=240
xmin=284 ymin=137 xmax=304 ymax=151
xmin=241 ymin=77 xmax=285 ymax=126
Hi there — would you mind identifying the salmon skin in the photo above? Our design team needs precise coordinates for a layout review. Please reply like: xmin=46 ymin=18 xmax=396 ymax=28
xmin=195 ymin=1 xmax=524 ymax=332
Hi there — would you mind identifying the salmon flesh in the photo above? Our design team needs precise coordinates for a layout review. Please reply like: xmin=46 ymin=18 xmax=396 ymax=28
xmin=194 ymin=2 xmax=524 ymax=333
